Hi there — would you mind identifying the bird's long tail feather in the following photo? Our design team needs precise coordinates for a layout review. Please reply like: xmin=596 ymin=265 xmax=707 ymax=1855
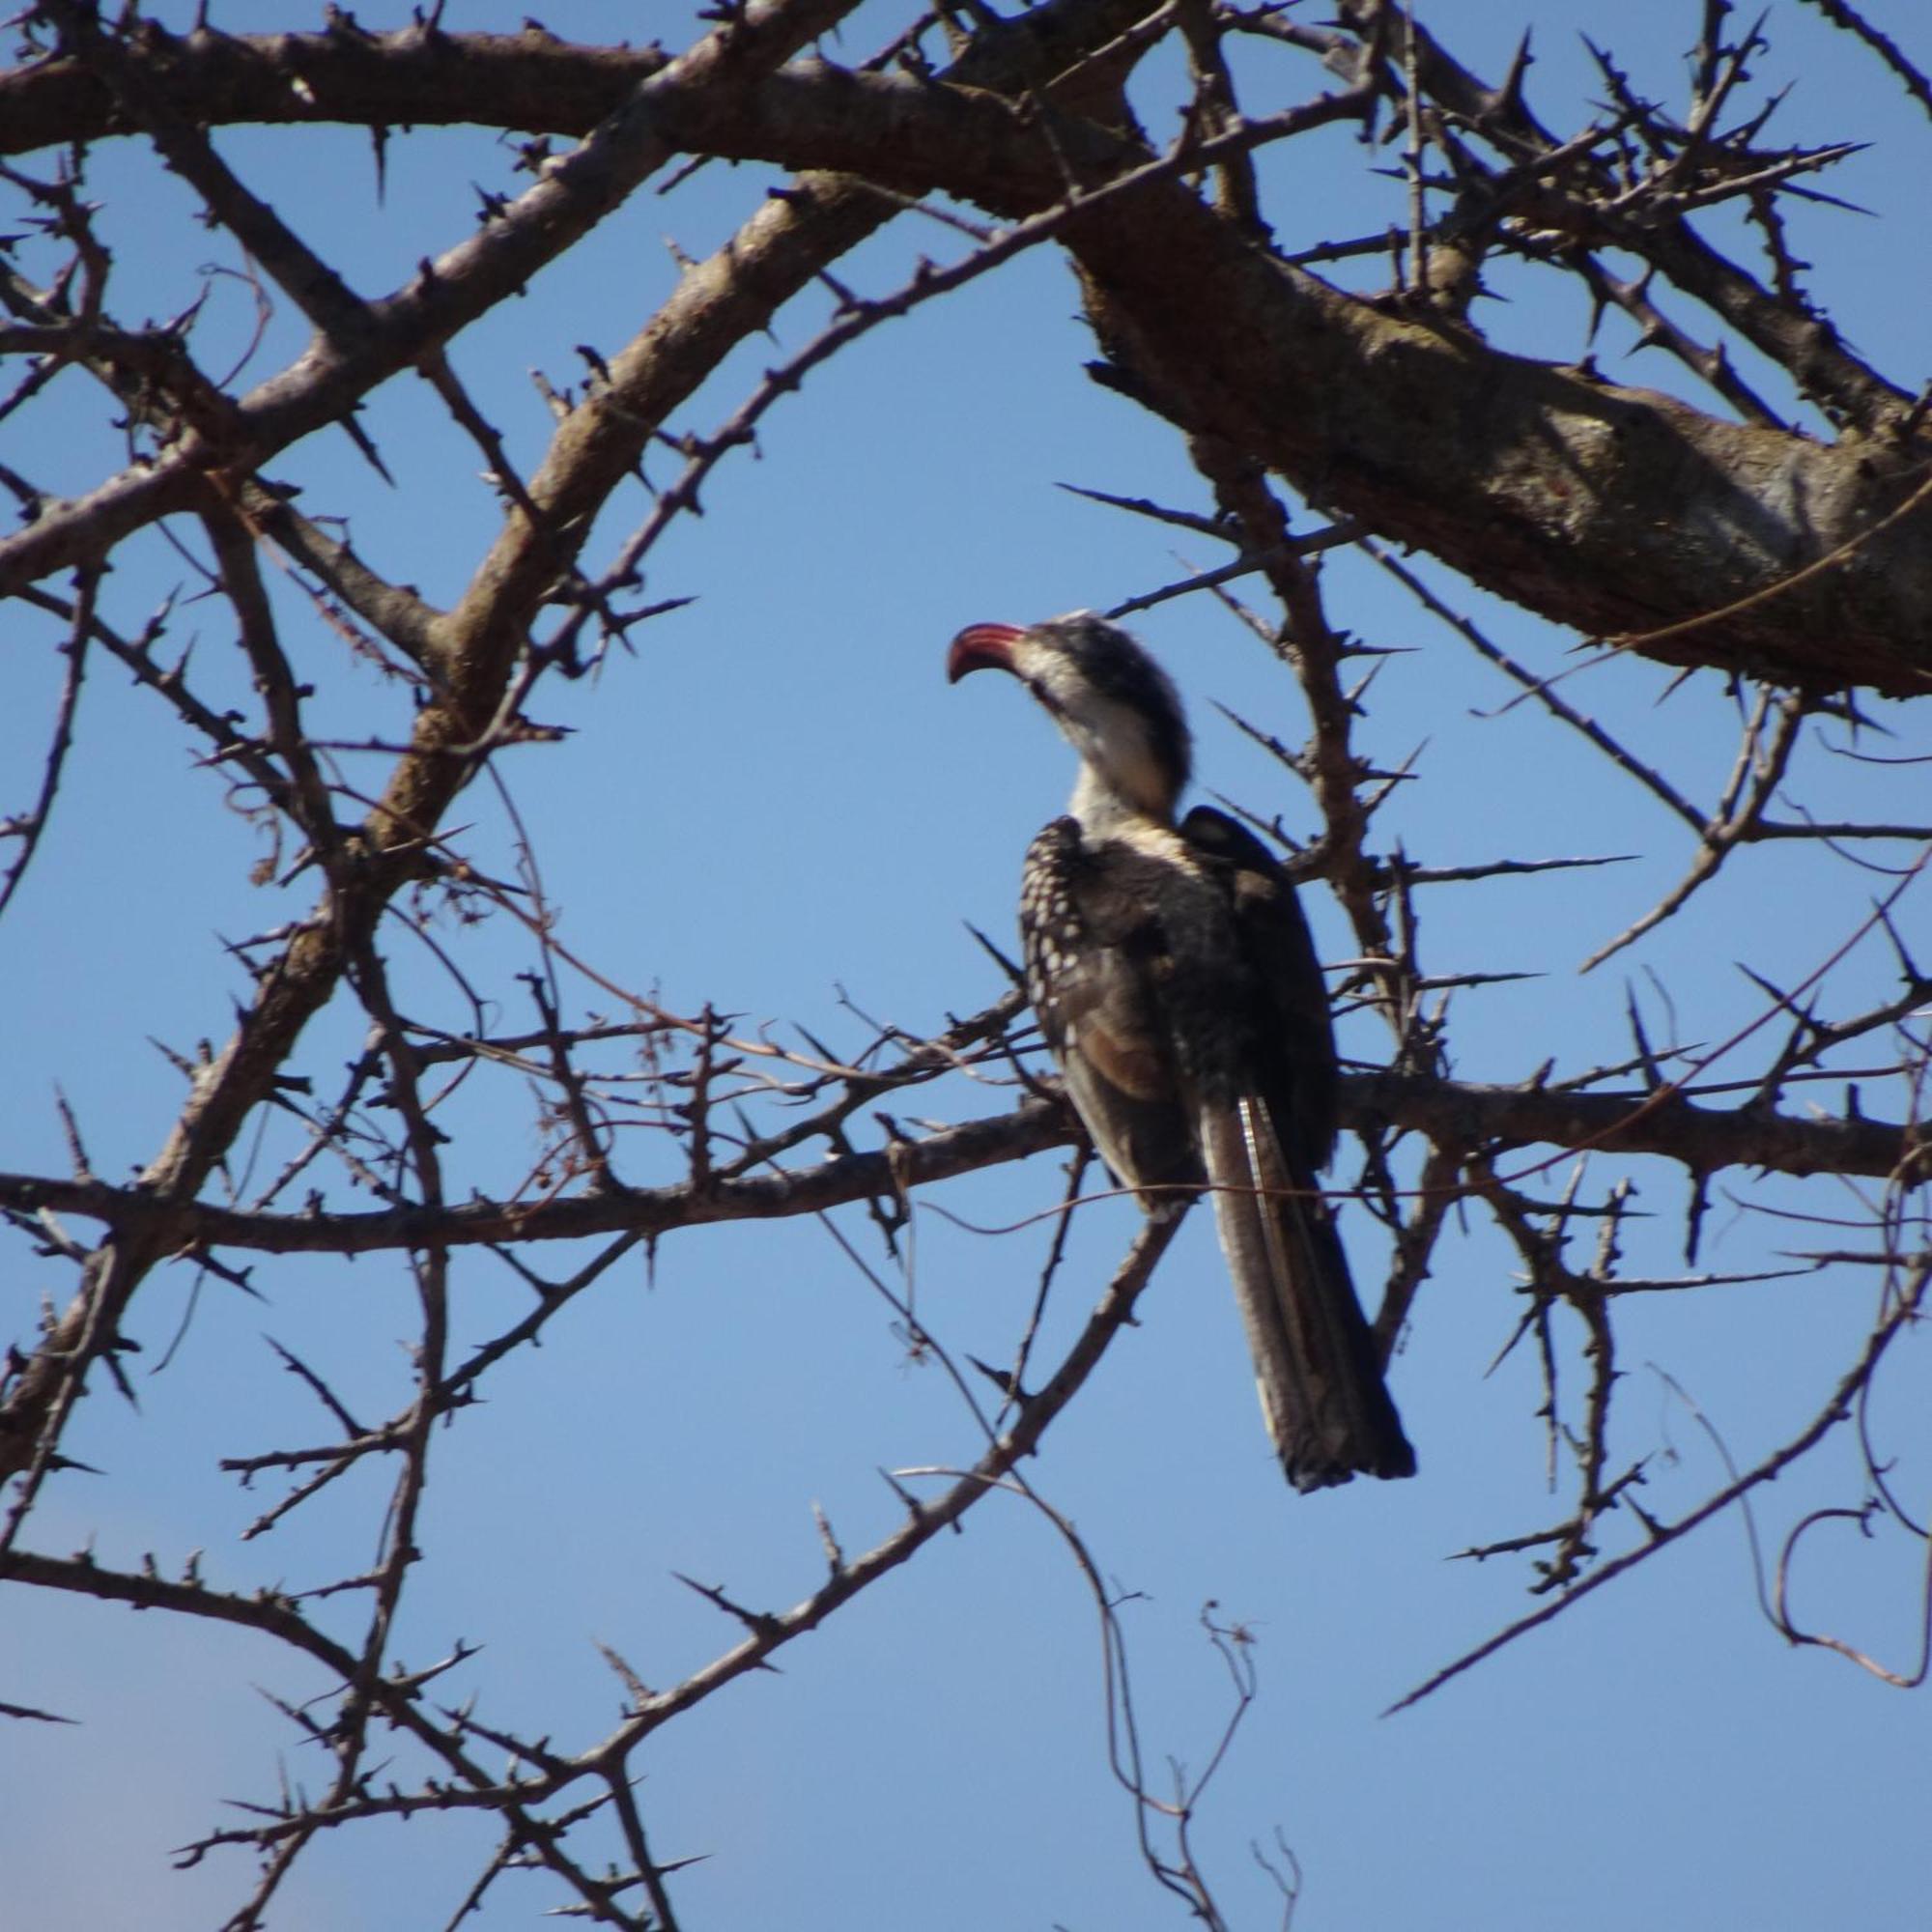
xmin=1198 ymin=1095 xmax=1415 ymax=1492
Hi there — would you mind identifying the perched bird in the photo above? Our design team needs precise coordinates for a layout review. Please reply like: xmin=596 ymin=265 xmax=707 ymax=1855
xmin=948 ymin=612 xmax=1414 ymax=1491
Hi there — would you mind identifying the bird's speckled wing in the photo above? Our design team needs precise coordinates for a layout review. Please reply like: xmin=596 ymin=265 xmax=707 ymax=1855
xmin=1021 ymin=815 xmax=1201 ymax=1206
xmin=1021 ymin=808 xmax=1414 ymax=1489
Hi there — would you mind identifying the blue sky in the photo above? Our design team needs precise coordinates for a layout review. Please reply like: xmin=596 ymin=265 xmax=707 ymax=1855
xmin=3 ymin=2 xmax=1930 ymax=1926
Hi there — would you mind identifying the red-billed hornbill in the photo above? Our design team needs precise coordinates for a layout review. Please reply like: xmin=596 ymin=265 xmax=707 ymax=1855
xmin=949 ymin=612 xmax=1414 ymax=1491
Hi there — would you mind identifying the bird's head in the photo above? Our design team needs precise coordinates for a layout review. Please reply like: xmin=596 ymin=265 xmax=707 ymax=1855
xmin=947 ymin=611 xmax=1192 ymax=830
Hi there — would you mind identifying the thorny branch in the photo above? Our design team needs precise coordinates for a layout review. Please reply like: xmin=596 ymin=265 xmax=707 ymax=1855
xmin=3 ymin=1 xmax=1931 ymax=1924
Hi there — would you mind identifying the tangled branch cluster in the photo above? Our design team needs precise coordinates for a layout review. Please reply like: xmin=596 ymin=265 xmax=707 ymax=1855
xmin=1 ymin=2 xmax=1928 ymax=1925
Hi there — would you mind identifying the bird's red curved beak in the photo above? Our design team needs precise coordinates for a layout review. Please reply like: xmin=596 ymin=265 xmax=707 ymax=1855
xmin=946 ymin=622 xmax=1025 ymax=683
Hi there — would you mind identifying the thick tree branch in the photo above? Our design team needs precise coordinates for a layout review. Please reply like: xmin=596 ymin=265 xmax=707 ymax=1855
xmin=0 ymin=24 xmax=669 ymax=159
xmin=11 ymin=23 xmax=1929 ymax=693
xmin=556 ymin=60 xmax=1932 ymax=696
xmin=0 ymin=1073 xmax=1917 ymax=1261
